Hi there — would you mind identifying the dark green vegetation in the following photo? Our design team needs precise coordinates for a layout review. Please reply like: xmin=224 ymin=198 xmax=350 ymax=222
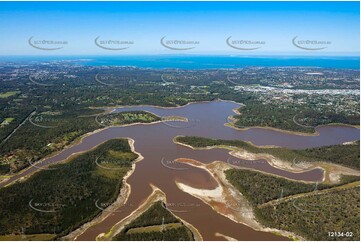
xmin=113 ymin=201 xmax=194 ymax=241
xmin=232 ymin=100 xmax=359 ymax=133
xmin=0 ymin=65 xmax=359 ymax=176
xmin=226 ymin=169 xmax=316 ymax=205
xmin=176 ymin=136 xmax=360 ymax=169
xmin=257 ymin=187 xmax=360 ymax=241
xmin=0 ymin=109 xmax=158 ymax=175
xmin=0 ymin=234 xmax=56 ymax=241
xmin=225 ymin=169 xmax=358 ymax=206
xmin=294 ymin=110 xmax=359 ymax=128
xmin=180 ymin=135 xmax=361 ymax=240
xmin=0 ymin=108 xmax=100 ymax=174
xmin=225 ymin=169 xmax=359 ymax=241
xmin=96 ymin=111 xmax=160 ymax=126
xmin=226 ymin=67 xmax=359 ymax=90
xmin=296 ymin=141 xmax=360 ymax=169
xmin=0 ymin=139 xmax=137 ymax=238
xmin=0 ymin=163 xmax=10 ymax=175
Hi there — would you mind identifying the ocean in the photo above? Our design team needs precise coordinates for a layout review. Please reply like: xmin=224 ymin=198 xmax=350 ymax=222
xmin=0 ymin=55 xmax=359 ymax=69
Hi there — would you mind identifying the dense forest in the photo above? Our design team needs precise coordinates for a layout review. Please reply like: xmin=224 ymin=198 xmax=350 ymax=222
xmin=225 ymin=169 xmax=358 ymax=206
xmin=177 ymin=135 xmax=361 ymax=240
xmin=233 ymin=101 xmax=359 ymax=133
xmin=296 ymin=141 xmax=360 ymax=169
xmin=1 ymin=65 xmax=359 ymax=177
xmin=225 ymin=168 xmax=360 ymax=241
xmin=0 ymin=139 xmax=137 ymax=238
xmin=96 ymin=111 xmax=160 ymax=126
xmin=176 ymin=136 xmax=360 ymax=169
xmin=257 ymin=187 xmax=360 ymax=241
xmin=0 ymin=108 xmax=100 ymax=174
xmin=113 ymin=201 xmax=194 ymax=241
xmin=0 ymin=110 xmax=157 ymax=175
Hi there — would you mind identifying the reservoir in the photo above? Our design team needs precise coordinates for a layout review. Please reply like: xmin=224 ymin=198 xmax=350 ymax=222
xmin=1 ymin=100 xmax=359 ymax=240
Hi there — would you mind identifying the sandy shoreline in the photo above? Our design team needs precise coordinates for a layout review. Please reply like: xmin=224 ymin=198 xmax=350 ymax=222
xmin=174 ymin=137 xmax=360 ymax=184
xmin=215 ymin=232 xmax=237 ymax=241
xmin=89 ymin=98 xmax=241 ymax=111
xmin=0 ymin=123 xmax=116 ymax=187
xmin=62 ymin=138 xmax=143 ymax=241
xmin=93 ymin=98 xmax=337 ymax=139
xmin=174 ymin=158 xmax=302 ymax=240
xmin=171 ymin=140 xmax=359 ymax=240
xmin=0 ymin=131 xmax=121 ymax=188
xmin=225 ymin=105 xmax=360 ymax=137
xmin=0 ymin=116 xmax=168 ymax=188
xmin=174 ymin=137 xmax=320 ymax=176
xmin=63 ymin=139 xmax=203 ymax=241
xmin=1 ymin=99 xmax=359 ymax=240
xmin=98 ymin=184 xmax=203 ymax=241
xmin=240 ymin=122 xmax=358 ymax=136
xmin=3 ymin=99 xmax=358 ymax=186
xmin=226 ymin=116 xmax=360 ymax=137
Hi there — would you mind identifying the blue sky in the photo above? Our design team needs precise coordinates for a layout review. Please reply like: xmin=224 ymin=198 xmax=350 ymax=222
xmin=0 ymin=1 xmax=359 ymax=56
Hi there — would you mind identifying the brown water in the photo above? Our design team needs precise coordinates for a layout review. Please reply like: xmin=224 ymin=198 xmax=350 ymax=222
xmin=1 ymin=100 xmax=359 ymax=240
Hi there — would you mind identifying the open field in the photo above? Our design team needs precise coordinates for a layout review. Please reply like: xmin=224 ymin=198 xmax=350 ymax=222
xmin=0 ymin=91 xmax=20 ymax=98
xmin=0 ymin=234 xmax=56 ymax=241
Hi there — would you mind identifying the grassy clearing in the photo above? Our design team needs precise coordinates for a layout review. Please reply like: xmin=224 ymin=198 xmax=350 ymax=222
xmin=0 ymin=91 xmax=20 ymax=98
xmin=0 ymin=118 xmax=14 ymax=127
xmin=0 ymin=233 xmax=56 ymax=241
